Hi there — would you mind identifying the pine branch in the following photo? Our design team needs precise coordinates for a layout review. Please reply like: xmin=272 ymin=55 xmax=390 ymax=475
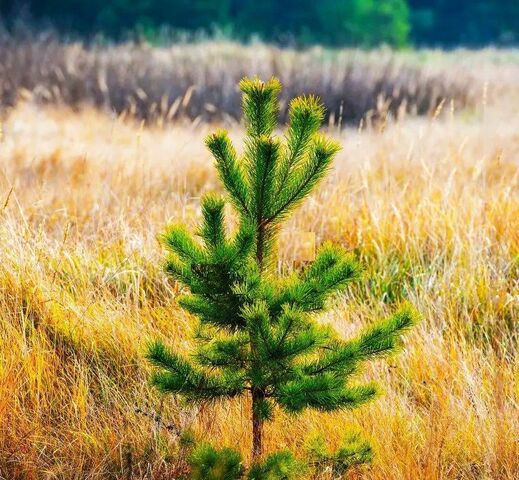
xmin=268 ymin=135 xmax=341 ymax=223
xmin=275 ymin=95 xmax=325 ymax=195
xmin=179 ymin=293 xmax=246 ymax=330
xmin=239 ymin=77 xmax=281 ymax=138
xmin=269 ymin=246 xmax=361 ymax=314
xmin=147 ymin=341 xmax=245 ymax=400
xmin=229 ymin=219 xmax=256 ymax=265
xmin=355 ymin=304 xmax=418 ymax=357
xmin=205 ymin=130 xmax=250 ymax=217
xmin=303 ymin=341 xmax=359 ymax=377
xmin=195 ymin=335 xmax=250 ymax=369
xmin=247 ymin=136 xmax=280 ymax=222
xmin=161 ymin=224 xmax=206 ymax=263
xmin=275 ymin=374 xmax=378 ymax=412
xmin=164 ymin=255 xmax=194 ymax=287
xmin=304 ymin=305 xmax=418 ymax=376
xmin=199 ymin=194 xmax=226 ymax=249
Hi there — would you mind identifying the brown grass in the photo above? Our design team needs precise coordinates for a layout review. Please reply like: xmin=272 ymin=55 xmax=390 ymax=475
xmin=0 ymin=49 xmax=518 ymax=479
xmin=0 ymin=31 xmax=493 ymax=125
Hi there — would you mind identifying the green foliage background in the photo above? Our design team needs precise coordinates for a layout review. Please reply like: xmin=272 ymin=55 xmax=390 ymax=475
xmin=1 ymin=0 xmax=518 ymax=47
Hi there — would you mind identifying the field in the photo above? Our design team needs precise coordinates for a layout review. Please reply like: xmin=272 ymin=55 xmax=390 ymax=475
xmin=0 ymin=41 xmax=518 ymax=479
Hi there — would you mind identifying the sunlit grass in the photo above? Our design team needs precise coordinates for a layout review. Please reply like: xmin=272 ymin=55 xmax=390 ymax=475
xmin=0 ymin=85 xmax=518 ymax=478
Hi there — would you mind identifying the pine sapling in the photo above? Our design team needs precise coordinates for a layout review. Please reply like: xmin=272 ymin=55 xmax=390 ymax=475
xmin=147 ymin=77 xmax=417 ymax=478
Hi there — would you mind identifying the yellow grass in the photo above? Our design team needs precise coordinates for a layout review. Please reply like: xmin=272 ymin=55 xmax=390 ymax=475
xmin=0 ymin=82 xmax=518 ymax=479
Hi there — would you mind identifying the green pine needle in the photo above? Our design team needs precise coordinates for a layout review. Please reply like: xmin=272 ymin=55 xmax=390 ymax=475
xmin=239 ymin=76 xmax=282 ymax=137
xmin=147 ymin=77 xmax=417 ymax=475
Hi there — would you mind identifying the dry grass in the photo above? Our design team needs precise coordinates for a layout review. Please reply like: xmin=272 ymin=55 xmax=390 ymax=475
xmin=0 ymin=52 xmax=518 ymax=479
xmin=0 ymin=31 xmax=492 ymax=125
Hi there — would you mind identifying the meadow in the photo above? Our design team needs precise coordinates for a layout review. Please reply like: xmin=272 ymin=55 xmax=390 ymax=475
xmin=0 ymin=32 xmax=495 ymax=123
xmin=0 ymin=41 xmax=518 ymax=479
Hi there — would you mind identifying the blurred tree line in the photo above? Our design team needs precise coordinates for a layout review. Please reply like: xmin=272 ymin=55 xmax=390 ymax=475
xmin=0 ymin=0 xmax=517 ymax=47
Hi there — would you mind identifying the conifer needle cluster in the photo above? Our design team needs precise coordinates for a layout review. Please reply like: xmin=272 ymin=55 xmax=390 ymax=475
xmin=147 ymin=77 xmax=417 ymax=479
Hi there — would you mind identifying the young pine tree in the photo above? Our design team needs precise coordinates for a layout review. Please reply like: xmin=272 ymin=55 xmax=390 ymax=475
xmin=147 ymin=77 xmax=417 ymax=478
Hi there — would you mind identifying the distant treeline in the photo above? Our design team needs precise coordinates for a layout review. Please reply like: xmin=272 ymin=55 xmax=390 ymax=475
xmin=1 ymin=0 xmax=518 ymax=47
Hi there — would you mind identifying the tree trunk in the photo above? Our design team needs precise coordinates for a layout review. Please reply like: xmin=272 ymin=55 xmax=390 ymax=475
xmin=256 ymin=221 xmax=265 ymax=270
xmin=251 ymin=221 xmax=266 ymax=462
xmin=251 ymin=389 xmax=264 ymax=462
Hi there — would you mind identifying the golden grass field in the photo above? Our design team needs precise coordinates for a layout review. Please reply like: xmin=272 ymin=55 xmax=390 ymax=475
xmin=0 ymin=51 xmax=518 ymax=479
